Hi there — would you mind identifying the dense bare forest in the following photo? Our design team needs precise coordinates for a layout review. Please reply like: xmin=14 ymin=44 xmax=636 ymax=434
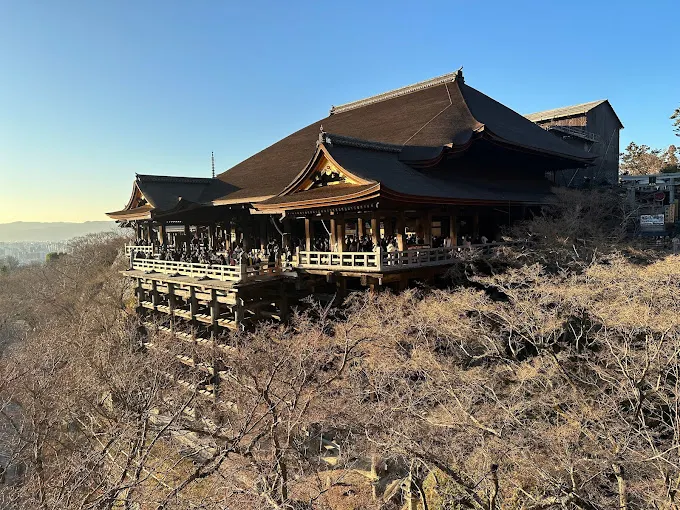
xmin=2 ymin=190 xmax=680 ymax=509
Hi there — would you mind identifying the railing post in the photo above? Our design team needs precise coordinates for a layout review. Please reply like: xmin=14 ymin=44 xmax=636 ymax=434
xmin=151 ymin=280 xmax=159 ymax=311
xmin=240 ymin=258 xmax=248 ymax=281
xmin=167 ymin=282 xmax=175 ymax=331
xmin=376 ymin=247 xmax=383 ymax=271
xmin=210 ymin=288 xmax=219 ymax=340
xmin=189 ymin=286 xmax=198 ymax=323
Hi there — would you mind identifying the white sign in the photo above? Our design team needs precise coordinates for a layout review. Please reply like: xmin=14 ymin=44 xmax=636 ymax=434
xmin=640 ymin=214 xmax=665 ymax=226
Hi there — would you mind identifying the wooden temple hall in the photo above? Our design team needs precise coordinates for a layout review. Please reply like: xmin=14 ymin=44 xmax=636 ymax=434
xmin=108 ymin=69 xmax=595 ymax=332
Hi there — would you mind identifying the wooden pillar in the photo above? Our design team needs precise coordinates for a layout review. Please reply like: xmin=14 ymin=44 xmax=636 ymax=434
xmin=136 ymin=278 xmax=144 ymax=311
xmin=167 ymin=282 xmax=176 ymax=330
xmin=449 ymin=212 xmax=458 ymax=246
xmin=370 ymin=212 xmax=379 ymax=247
xmin=189 ymin=286 xmax=198 ymax=322
xmin=336 ymin=215 xmax=346 ymax=252
xmin=234 ymin=297 xmax=245 ymax=326
xmin=224 ymin=221 xmax=232 ymax=250
xmin=210 ymin=288 xmax=219 ymax=340
xmin=282 ymin=217 xmax=293 ymax=251
xmin=335 ymin=275 xmax=347 ymax=301
xmin=208 ymin=223 xmax=216 ymax=250
xmin=304 ymin=218 xmax=313 ymax=252
xmin=259 ymin=217 xmax=267 ymax=252
xmin=159 ymin=222 xmax=168 ymax=247
xmin=151 ymin=280 xmax=159 ymax=310
xmin=329 ymin=216 xmax=337 ymax=251
xmin=135 ymin=222 xmax=142 ymax=240
xmin=423 ymin=210 xmax=432 ymax=246
xmin=357 ymin=217 xmax=365 ymax=238
xmin=184 ymin=224 xmax=191 ymax=254
xmin=396 ymin=212 xmax=406 ymax=251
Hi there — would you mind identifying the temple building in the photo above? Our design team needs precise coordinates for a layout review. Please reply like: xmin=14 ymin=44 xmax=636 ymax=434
xmin=525 ymin=99 xmax=623 ymax=187
xmin=107 ymin=69 xmax=596 ymax=338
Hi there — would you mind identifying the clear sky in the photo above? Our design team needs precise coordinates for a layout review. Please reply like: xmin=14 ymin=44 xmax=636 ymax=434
xmin=1 ymin=0 xmax=678 ymax=223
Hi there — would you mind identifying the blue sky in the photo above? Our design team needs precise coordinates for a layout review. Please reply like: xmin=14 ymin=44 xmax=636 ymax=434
xmin=0 ymin=0 xmax=678 ymax=222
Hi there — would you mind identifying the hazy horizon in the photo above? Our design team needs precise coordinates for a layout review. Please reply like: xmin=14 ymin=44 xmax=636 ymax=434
xmin=0 ymin=220 xmax=118 ymax=243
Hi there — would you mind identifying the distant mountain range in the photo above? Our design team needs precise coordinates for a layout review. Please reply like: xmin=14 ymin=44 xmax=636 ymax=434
xmin=0 ymin=221 xmax=120 ymax=242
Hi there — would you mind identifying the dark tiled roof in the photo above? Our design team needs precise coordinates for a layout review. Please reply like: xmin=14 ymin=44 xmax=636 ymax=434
xmin=325 ymin=142 xmax=552 ymax=204
xmin=135 ymin=174 xmax=237 ymax=212
xmin=260 ymin=137 xmax=552 ymax=209
xmin=216 ymin=72 xmax=594 ymax=203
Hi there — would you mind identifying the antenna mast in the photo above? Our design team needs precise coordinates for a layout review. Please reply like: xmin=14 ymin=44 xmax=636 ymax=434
xmin=211 ymin=152 xmax=215 ymax=178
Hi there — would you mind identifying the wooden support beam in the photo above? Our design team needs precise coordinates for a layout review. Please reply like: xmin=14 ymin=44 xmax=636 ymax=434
xmin=210 ymin=288 xmax=219 ymax=340
xmin=449 ymin=213 xmax=458 ymax=246
xmin=189 ymin=286 xmax=198 ymax=322
xmin=184 ymin=224 xmax=191 ymax=254
xmin=282 ymin=217 xmax=292 ymax=251
xmin=396 ymin=212 xmax=406 ymax=251
xmin=357 ymin=217 xmax=365 ymax=238
xmin=423 ymin=210 xmax=432 ymax=246
xmin=136 ymin=278 xmax=144 ymax=312
xmin=159 ymin=222 xmax=168 ymax=247
xmin=224 ymin=221 xmax=232 ymax=250
xmin=151 ymin=280 xmax=159 ymax=310
xmin=260 ymin=217 xmax=268 ymax=252
xmin=336 ymin=216 xmax=346 ymax=252
xmin=335 ymin=275 xmax=347 ymax=302
xmin=370 ymin=212 xmax=379 ymax=247
xmin=234 ymin=297 xmax=245 ymax=326
xmin=167 ymin=282 xmax=176 ymax=331
xmin=329 ymin=216 xmax=337 ymax=251
xmin=304 ymin=218 xmax=313 ymax=252
xmin=208 ymin=223 xmax=216 ymax=250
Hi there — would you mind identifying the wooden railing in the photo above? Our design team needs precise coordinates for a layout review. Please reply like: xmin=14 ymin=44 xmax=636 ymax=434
xmin=130 ymin=258 xmax=281 ymax=283
xmin=297 ymin=244 xmax=509 ymax=272
xmin=125 ymin=244 xmax=154 ymax=256
xmin=381 ymin=246 xmax=456 ymax=268
xmin=297 ymin=251 xmax=381 ymax=271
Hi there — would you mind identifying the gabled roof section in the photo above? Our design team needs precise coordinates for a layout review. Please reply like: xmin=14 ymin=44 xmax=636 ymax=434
xmin=525 ymin=99 xmax=623 ymax=128
xmin=135 ymin=174 xmax=235 ymax=211
xmin=216 ymin=69 xmax=595 ymax=205
xmin=254 ymin=133 xmax=554 ymax=212
xmin=107 ymin=174 xmax=237 ymax=220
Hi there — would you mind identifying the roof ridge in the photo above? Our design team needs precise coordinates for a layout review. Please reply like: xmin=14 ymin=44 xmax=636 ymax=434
xmin=329 ymin=68 xmax=463 ymax=116
xmin=136 ymin=174 xmax=215 ymax=184
xmin=320 ymin=132 xmax=404 ymax=153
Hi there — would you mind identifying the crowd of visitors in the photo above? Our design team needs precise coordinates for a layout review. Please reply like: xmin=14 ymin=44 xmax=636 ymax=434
xmin=131 ymin=229 xmax=497 ymax=268
xmin=130 ymin=236 xmax=292 ymax=267
xmin=311 ymin=233 xmax=493 ymax=253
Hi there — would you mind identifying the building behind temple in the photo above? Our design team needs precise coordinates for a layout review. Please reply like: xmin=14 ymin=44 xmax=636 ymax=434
xmin=526 ymin=100 xmax=623 ymax=187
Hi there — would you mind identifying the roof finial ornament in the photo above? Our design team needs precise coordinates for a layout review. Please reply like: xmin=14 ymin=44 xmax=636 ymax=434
xmin=316 ymin=124 xmax=331 ymax=147
xmin=211 ymin=151 xmax=215 ymax=178
xmin=454 ymin=66 xmax=464 ymax=83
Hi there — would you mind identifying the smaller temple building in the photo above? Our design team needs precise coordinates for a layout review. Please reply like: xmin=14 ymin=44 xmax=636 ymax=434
xmin=526 ymin=99 xmax=623 ymax=187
